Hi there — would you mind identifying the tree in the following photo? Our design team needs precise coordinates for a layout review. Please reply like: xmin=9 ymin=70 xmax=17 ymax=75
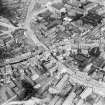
xmin=88 ymin=47 xmax=101 ymax=57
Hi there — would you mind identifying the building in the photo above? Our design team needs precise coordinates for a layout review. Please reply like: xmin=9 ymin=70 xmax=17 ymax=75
xmin=80 ymin=87 xmax=92 ymax=99
xmin=62 ymin=91 xmax=76 ymax=105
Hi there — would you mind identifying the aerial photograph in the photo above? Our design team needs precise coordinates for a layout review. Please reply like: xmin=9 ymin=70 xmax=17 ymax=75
xmin=1 ymin=0 xmax=105 ymax=105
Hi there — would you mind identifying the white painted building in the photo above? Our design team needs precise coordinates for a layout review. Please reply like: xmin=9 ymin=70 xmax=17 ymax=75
xmin=62 ymin=91 xmax=76 ymax=105
xmin=80 ymin=87 xmax=92 ymax=99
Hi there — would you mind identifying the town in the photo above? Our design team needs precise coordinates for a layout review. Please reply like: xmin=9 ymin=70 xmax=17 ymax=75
xmin=0 ymin=0 xmax=105 ymax=105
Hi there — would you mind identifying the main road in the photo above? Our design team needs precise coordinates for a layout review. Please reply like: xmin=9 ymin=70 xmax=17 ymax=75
xmin=23 ymin=0 xmax=48 ymax=49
